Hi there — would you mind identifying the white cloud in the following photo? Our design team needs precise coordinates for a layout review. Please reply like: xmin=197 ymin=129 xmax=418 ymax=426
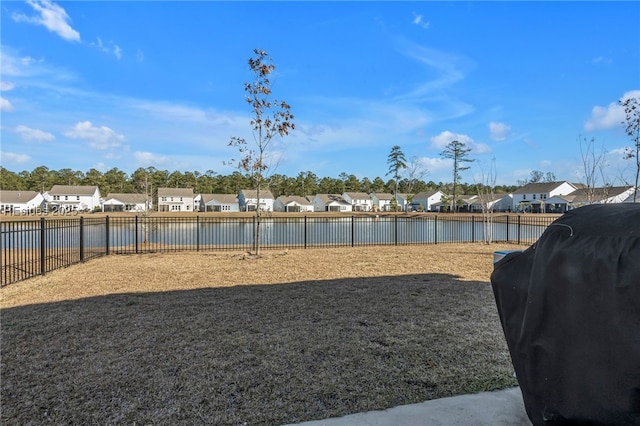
xmin=15 ymin=125 xmax=55 ymax=142
xmin=64 ymin=121 xmax=125 ymax=149
xmin=430 ymin=130 xmax=491 ymax=155
xmin=90 ymin=37 xmax=122 ymax=60
xmin=584 ymin=90 xmax=640 ymax=131
xmin=0 ymin=151 xmax=31 ymax=164
xmin=12 ymin=0 xmax=80 ymax=42
xmin=592 ymin=56 xmax=612 ymax=65
xmin=416 ymin=156 xmax=450 ymax=176
xmin=488 ymin=121 xmax=511 ymax=141
xmin=1 ymin=97 xmax=15 ymax=112
xmin=0 ymin=82 xmax=15 ymax=91
xmin=412 ymin=13 xmax=430 ymax=29
xmin=134 ymin=151 xmax=171 ymax=167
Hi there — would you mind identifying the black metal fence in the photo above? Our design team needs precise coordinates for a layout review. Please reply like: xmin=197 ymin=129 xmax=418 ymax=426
xmin=1 ymin=214 xmax=558 ymax=286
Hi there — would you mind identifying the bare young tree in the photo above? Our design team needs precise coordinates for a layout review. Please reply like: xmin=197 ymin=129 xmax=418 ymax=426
xmin=402 ymin=156 xmax=429 ymax=209
xmin=620 ymin=95 xmax=640 ymax=202
xmin=475 ymin=158 xmax=497 ymax=244
xmin=228 ymin=49 xmax=295 ymax=255
xmin=440 ymin=140 xmax=474 ymax=212
xmin=577 ymin=135 xmax=609 ymax=204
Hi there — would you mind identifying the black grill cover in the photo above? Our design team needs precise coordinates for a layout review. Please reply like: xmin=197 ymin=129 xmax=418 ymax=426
xmin=491 ymin=204 xmax=640 ymax=425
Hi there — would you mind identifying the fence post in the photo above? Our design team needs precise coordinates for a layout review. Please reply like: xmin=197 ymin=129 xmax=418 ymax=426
xmin=434 ymin=215 xmax=438 ymax=244
xmin=471 ymin=215 xmax=475 ymax=243
xmin=517 ymin=215 xmax=521 ymax=245
xmin=196 ymin=215 xmax=200 ymax=252
xmin=506 ymin=215 xmax=510 ymax=242
xmin=394 ymin=215 xmax=398 ymax=246
xmin=304 ymin=216 xmax=307 ymax=249
xmin=135 ymin=216 xmax=139 ymax=254
xmin=40 ymin=217 xmax=46 ymax=276
xmin=105 ymin=215 xmax=110 ymax=255
xmin=79 ymin=216 xmax=84 ymax=262
xmin=351 ymin=216 xmax=355 ymax=247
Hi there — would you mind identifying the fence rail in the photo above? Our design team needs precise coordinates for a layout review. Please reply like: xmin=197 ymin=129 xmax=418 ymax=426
xmin=1 ymin=214 xmax=557 ymax=286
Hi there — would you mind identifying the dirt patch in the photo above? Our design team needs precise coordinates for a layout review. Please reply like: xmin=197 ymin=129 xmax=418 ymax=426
xmin=1 ymin=243 xmax=526 ymax=425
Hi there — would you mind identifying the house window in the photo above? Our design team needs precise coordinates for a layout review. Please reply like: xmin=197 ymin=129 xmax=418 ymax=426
xmin=53 ymin=196 xmax=60 ymax=200
xmin=65 ymin=196 xmax=68 ymax=200
xmin=533 ymin=194 xmax=536 ymax=200
xmin=161 ymin=197 xmax=167 ymax=202
xmin=541 ymin=194 xmax=547 ymax=199
xmin=523 ymin=194 xmax=527 ymax=200
xmin=77 ymin=196 xmax=80 ymax=200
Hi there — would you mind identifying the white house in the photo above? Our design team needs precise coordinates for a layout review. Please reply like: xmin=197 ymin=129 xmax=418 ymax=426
xmin=199 ymin=194 xmax=239 ymax=212
xmin=410 ymin=191 xmax=446 ymax=212
xmin=394 ymin=193 xmax=411 ymax=211
xmin=157 ymin=188 xmax=195 ymax=212
xmin=274 ymin=196 xmax=314 ymax=212
xmin=369 ymin=193 xmax=395 ymax=212
xmin=45 ymin=185 xmax=101 ymax=212
xmin=468 ymin=193 xmax=513 ymax=213
xmin=103 ymin=193 xmax=152 ymax=212
xmin=342 ymin=192 xmax=372 ymax=212
xmin=238 ymin=189 xmax=275 ymax=212
xmin=546 ymin=186 xmax=637 ymax=212
xmin=0 ymin=190 xmax=45 ymax=213
xmin=512 ymin=181 xmax=578 ymax=213
xmin=313 ymin=194 xmax=353 ymax=212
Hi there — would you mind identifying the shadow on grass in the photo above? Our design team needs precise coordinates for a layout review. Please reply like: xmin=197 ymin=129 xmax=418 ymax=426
xmin=1 ymin=273 xmax=516 ymax=426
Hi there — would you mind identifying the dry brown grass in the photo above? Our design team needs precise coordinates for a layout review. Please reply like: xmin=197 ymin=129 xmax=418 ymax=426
xmin=1 ymin=243 xmax=525 ymax=425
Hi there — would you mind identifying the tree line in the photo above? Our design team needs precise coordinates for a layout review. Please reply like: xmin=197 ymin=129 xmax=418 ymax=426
xmin=0 ymin=165 xmax=519 ymax=199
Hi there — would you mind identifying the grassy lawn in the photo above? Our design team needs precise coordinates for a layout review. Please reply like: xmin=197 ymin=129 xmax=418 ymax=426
xmin=1 ymin=244 xmax=523 ymax=425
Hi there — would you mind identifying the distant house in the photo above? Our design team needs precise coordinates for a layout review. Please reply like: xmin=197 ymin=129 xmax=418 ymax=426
xmin=512 ymin=181 xmax=578 ymax=213
xmin=45 ymin=185 xmax=101 ymax=212
xmin=157 ymin=188 xmax=195 ymax=212
xmin=199 ymin=194 xmax=239 ymax=212
xmin=313 ymin=194 xmax=352 ymax=212
xmin=238 ymin=189 xmax=275 ymax=212
xmin=394 ymin=193 xmax=411 ymax=211
xmin=0 ymin=190 xmax=45 ymax=213
xmin=468 ymin=193 xmax=513 ymax=213
xmin=274 ymin=196 xmax=314 ymax=212
xmin=410 ymin=191 xmax=446 ymax=212
xmin=369 ymin=193 xmax=395 ymax=212
xmin=546 ymin=186 xmax=637 ymax=213
xmin=342 ymin=192 xmax=372 ymax=212
xmin=103 ymin=193 xmax=152 ymax=212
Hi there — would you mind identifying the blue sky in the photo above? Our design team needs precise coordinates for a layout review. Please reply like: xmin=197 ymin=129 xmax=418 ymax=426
xmin=1 ymin=1 xmax=639 ymax=186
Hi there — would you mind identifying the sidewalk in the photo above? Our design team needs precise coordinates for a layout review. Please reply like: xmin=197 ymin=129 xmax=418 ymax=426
xmin=284 ymin=387 xmax=532 ymax=426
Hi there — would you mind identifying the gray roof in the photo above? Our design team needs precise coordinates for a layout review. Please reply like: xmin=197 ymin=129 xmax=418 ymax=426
xmin=276 ymin=196 xmax=313 ymax=206
xmin=105 ymin=193 xmax=149 ymax=204
xmin=201 ymin=194 xmax=238 ymax=204
xmin=564 ymin=186 xmax=634 ymax=203
xmin=513 ymin=181 xmax=575 ymax=194
xmin=344 ymin=192 xmax=370 ymax=200
xmin=315 ymin=194 xmax=349 ymax=205
xmin=49 ymin=185 xmax=99 ymax=196
xmin=157 ymin=187 xmax=194 ymax=197
xmin=239 ymin=189 xmax=275 ymax=199
xmin=0 ymin=190 xmax=41 ymax=203
xmin=371 ymin=193 xmax=394 ymax=200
